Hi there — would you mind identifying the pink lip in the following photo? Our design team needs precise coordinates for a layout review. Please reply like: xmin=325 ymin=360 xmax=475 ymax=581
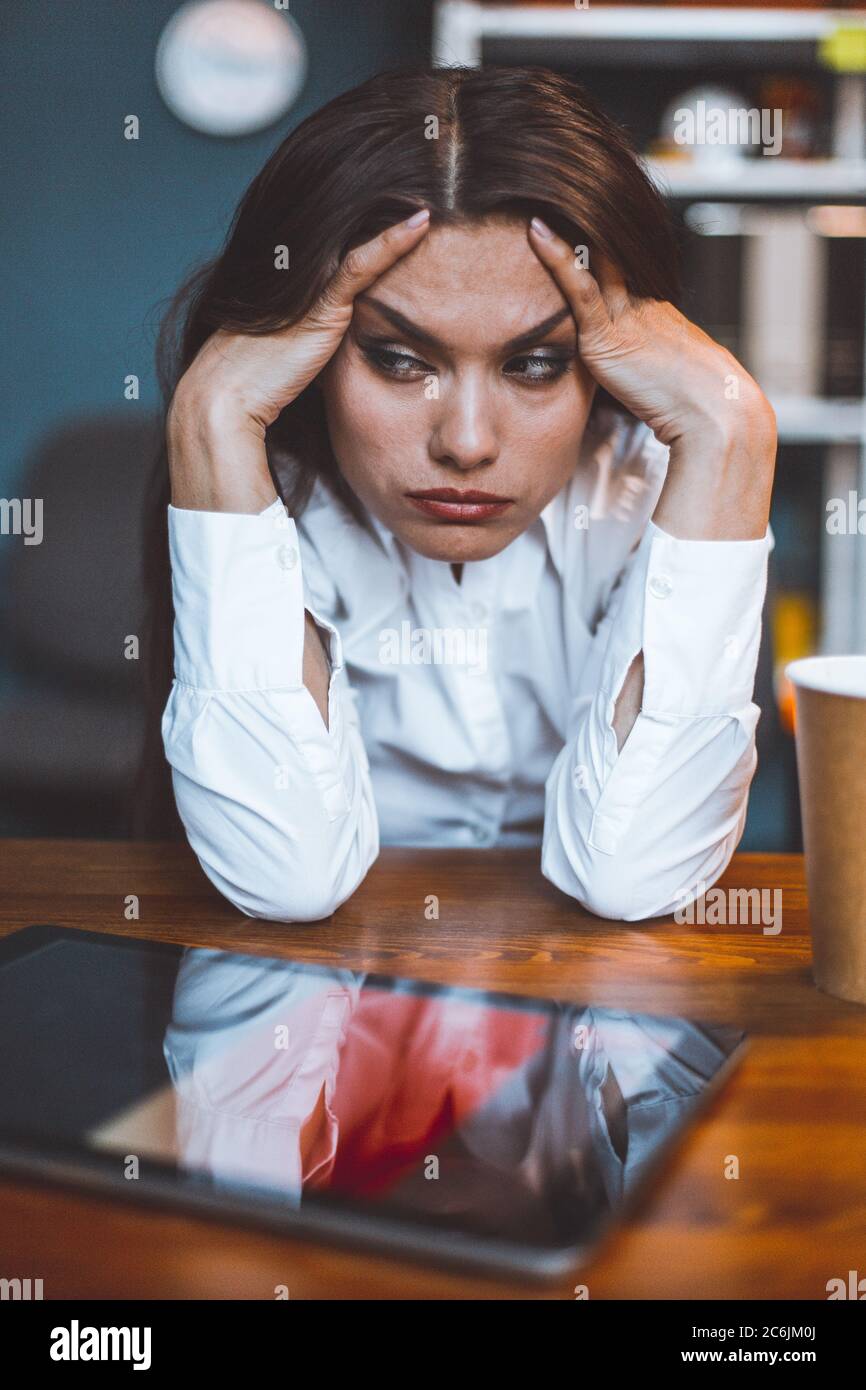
xmin=406 ymin=488 xmax=514 ymax=523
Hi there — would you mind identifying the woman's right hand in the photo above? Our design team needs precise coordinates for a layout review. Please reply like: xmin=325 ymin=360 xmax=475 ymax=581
xmin=167 ymin=207 xmax=431 ymax=514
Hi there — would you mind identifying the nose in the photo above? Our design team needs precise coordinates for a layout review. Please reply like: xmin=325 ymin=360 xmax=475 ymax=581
xmin=428 ymin=372 xmax=499 ymax=473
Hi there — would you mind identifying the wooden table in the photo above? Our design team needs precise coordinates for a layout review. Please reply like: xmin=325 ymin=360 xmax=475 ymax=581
xmin=0 ymin=840 xmax=863 ymax=1300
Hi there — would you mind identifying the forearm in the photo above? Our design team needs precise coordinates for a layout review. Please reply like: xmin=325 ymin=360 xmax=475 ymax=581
xmin=611 ymin=403 xmax=776 ymax=751
xmin=162 ymin=502 xmax=379 ymax=921
xmin=165 ymin=682 xmax=379 ymax=922
xmin=167 ymin=392 xmax=331 ymax=726
xmin=652 ymin=400 xmax=776 ymax=541
xmin=611 ymin=651 xmax=644 ymax=753
xmin=544 ymin=476 xmax=773 ymax=919
xmin=543 ymin=709 xmax=758 ymax=921
xmin=167 ymin=389 xmax=278 ymax=514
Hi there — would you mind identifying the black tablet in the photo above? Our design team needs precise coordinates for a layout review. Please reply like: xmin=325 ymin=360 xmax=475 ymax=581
xmin=0 ymin=925 xmax=747 ymax=1284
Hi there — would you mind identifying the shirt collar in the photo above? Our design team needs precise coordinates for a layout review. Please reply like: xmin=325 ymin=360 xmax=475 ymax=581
xmin=538 ymin=490 xmax=568 ymax=583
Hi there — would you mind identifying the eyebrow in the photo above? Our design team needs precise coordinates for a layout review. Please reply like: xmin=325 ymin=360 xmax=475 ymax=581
xmin=355 ymin=294 xmax=575 ymax=354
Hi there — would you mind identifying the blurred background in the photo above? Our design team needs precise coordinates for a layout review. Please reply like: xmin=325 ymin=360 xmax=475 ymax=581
xmin=2 ymin=0 xmax=865 ymax=849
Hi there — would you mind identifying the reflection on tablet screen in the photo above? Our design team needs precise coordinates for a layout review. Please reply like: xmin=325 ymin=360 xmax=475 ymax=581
xmin=0 ymin=930 xmax=746 ymax=1269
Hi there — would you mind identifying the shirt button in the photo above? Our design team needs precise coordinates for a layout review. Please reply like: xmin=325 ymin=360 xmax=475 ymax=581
xmin=469 ymin=601 xmax=489 ymax=623
xmin=277 ymin=543 xmax=298 ymax=571
xmin=648 ymin=573 xmax=673 ymax=599
xmin=471 ymin=824 xmax=490 ymax=844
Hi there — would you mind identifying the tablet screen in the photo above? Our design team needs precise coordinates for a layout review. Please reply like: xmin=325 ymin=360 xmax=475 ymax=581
xmin=0 ymin=927 xmax=746 ymax=1273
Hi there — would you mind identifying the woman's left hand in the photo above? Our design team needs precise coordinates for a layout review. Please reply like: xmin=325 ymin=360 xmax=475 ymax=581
xmin=527 ymin=216 xmax=777 ymax=541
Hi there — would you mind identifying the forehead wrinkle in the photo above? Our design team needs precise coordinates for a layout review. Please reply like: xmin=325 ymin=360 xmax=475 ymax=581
xmin=361 ymin=221 xmax=572 ymax=353
xmin=357 ymin=285 xmax=573 ymax=356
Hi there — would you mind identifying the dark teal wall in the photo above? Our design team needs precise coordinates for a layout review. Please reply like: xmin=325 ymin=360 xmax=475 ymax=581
xmin=0 ymin=0 xmax=434 ymax=494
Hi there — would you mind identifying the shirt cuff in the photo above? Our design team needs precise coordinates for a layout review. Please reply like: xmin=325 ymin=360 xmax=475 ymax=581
xmin=167 ymin=502 xmax=307 ymax=691
xmin=598 ymin=518 xmax=772 ymax=718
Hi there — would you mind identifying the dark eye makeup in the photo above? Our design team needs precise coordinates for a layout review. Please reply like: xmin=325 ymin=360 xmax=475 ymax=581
xmin=356 ymin=335 xmax=576 ymax=386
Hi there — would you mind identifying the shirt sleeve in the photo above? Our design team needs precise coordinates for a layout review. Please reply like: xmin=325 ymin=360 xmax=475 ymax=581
xmin=163 ymin=952 xmax=364 ymax=1198
xmin=161 ymin=499 xmax=379 ymax=922
xmin=541 ymin=517 xmax=773 ymax=921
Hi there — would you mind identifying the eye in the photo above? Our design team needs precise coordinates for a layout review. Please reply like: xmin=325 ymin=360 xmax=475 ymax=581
xmin=359 ymin=339 xmax=576 ymax=385
xmin=361 ymin=344 xmax=430 ymax=378
xmin=505 ymin=351 xmax=575 ymax=384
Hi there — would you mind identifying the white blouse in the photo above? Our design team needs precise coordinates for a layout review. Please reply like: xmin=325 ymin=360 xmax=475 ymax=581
xmin=162 ymin=406 xmax=774 ymax=923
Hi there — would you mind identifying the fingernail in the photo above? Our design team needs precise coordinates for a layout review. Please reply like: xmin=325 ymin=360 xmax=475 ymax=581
xmin=405 ymin=208 xmax=430 ymax=228
xmin=530 ymin=216 xmax=553 ymax=239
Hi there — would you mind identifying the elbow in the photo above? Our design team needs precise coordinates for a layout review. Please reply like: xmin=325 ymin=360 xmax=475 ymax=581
xmin=542 ymin=753 xmax=750 ymax=922
xmin=542 ymin=832 xmax=741 ymax=924
xmin=578 ymin=882 xmax=677 ymax=924
xmin=180 ymin=814 xmax=379 ymax=926
xmin=236 ymin=891 xmax=349 ymax=925
xmin=168 ymin=762 xmax=380 ymax=926
xmin=208 ymin=851 xmax=375 ymax=925
xmin=542 ymin=857 xmax=665 ymax=922
xmin=541 ymin=835 xmax=723 ymax=924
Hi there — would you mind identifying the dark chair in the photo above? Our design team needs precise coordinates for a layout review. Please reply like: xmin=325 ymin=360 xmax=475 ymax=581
xmin=0 ymin=411 xmax=163 ymax=836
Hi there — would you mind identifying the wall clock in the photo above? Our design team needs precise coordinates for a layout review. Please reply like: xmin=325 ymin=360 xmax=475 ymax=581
xmin=155 ymin=0 xmax=307 ymax=137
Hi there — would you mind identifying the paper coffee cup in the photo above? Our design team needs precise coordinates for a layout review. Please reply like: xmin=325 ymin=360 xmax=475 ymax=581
xmin=786 ymin=655 xmax=866 ymax=1005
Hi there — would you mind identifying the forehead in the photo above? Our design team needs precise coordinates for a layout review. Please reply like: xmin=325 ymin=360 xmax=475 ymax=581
xmin=364 ymin=217 xmax=569 ymax=341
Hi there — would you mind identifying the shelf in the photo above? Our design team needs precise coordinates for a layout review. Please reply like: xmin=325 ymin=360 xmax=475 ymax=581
xmin=430 ymin=3 xmax=866 ymax=656
xmin=645 ymin=156 xmax=866 ymax=199
xmin=433 ymin=3 xmax=866 ymax=65
xmin=770 ymin=396 xmax=866 ymax=444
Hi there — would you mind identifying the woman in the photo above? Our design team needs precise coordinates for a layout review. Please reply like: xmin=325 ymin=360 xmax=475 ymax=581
xmin=146 ymin=64 xmax=776 ymax=923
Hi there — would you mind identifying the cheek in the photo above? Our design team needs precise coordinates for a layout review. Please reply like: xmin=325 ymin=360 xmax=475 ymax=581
xmin=321 ymin=348 xmax=417 ymax=465
xmin=555 ymin=366 xmax=596 ymax=447
xmin=508 ymin=372 xmax=596 ymax=475
xmin=547 ymin=362 xmax=597 ymax=438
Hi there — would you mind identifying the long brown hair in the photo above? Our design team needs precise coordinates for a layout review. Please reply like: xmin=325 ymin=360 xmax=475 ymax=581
xmin=133 ymin=62 xmax=682 ymax=838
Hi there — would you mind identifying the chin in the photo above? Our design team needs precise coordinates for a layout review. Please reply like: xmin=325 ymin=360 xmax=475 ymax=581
xmin=397 ymin=520 xmax=520 ymax=563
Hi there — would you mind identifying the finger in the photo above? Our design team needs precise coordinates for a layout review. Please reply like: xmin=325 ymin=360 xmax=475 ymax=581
xmin=321 ymin=209 xmax=431 ymax=312
xmin=527 ymin=217 xmax=616 ymax=347
xmin=590 ymin=246 xmax=631 ymax=316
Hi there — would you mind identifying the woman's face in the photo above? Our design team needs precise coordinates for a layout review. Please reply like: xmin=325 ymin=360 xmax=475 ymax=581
xmin=318 ymin=216 xmax=598 ymax=563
